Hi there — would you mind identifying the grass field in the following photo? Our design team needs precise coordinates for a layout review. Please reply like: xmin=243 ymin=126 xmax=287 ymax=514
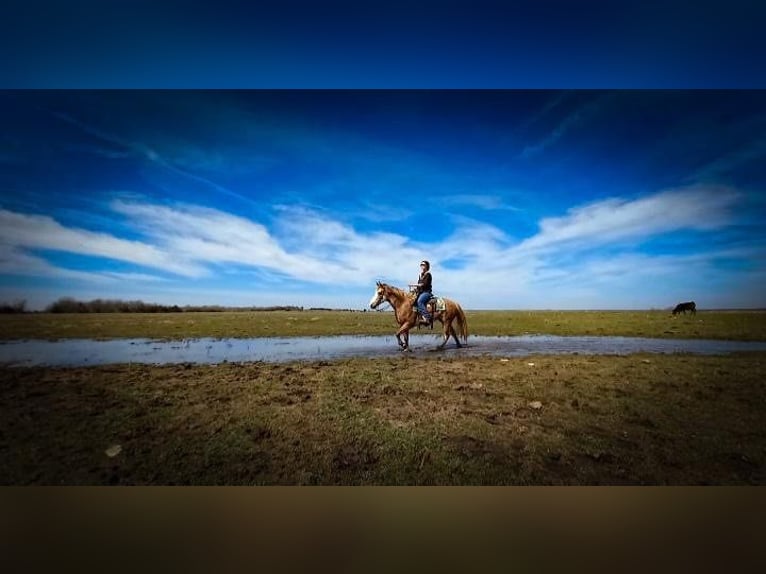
xmin=1 ymin=309 xmax=765 ymax=340
xmin=2 ymin=353 xmax=764 ymax=485
xmin=1 ymin=309 xmax=764 ymax=485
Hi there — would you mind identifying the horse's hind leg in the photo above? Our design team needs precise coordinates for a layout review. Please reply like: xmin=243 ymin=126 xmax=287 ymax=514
xmin=449 ymin=324 xmax=462 ymax=348
xmin=442 ymin=317 xmax=461 ymax=348
xmin=436 ymin=319 xmax=451 ymax=349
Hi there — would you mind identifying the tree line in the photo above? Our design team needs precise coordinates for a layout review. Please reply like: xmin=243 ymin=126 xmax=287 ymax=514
xmin=0 ymin=300 xmax=26 ymax=314
xmin=0 ymin=298 xmax=305 ymax=313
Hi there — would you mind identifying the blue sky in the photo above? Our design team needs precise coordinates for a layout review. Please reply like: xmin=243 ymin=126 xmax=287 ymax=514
xmin=1 ymin=90 xmax=764 ymax=310
xmin=2 ymin=1 xmax=765 ymax=88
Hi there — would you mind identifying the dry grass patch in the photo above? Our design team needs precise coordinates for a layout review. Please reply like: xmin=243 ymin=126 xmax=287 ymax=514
xmin=2 ymin=353 xmax=765 ymax=484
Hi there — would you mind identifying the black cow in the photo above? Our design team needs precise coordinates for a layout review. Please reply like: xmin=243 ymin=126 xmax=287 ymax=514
xmin=672 ymin=301 xmax=696 ymax=315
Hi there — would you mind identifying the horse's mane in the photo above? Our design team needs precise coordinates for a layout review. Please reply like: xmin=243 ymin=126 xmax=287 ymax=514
xmin=380 ymin=281 xmax=412 ymax=300
xmin=380 ymin=282 xmax=410 ymax=300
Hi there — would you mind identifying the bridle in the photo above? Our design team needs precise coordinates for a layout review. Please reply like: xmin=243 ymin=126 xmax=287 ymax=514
xmin=370 ymin=283 xmax=395 ymax=310
xmin=370 ymin=285 xmax=387 ymax=309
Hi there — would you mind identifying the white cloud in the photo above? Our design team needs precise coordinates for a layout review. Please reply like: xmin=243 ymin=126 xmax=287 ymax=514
xmin=0 ymin=209 xmax=206 ymax=277
xmin=102 ymin=272 xmax=170 ymax=283
xmin=440 ymin=194 xmax=521 ymax=211
xmin=111 ymin=200 xmax=378 ymax=284
xmin=1 ymin=184 xmax=762 ymax=309
xmin=0 ymin=245 xmax=111 ymax=283
xmin=516 ymin=185 xmax=741 ymax=253
xmin=0 ymin=245 xmax=172 ymax=287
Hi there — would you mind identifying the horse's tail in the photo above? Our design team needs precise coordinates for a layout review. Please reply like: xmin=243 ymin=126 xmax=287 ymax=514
xmin=453 ymin=301 xmax=469 ymax=343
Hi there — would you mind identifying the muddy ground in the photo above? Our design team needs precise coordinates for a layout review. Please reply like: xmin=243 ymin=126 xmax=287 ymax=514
xmin=2 ymin=353 xmax=764 ymax=485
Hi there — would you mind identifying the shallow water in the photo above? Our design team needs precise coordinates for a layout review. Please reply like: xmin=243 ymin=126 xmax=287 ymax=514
xmin=1 ymin=334 xmax=766 ymax=367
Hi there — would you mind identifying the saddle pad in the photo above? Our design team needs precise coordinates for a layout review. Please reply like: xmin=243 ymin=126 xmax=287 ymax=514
xmin=432 ymin=297 xmax=446 ymax=312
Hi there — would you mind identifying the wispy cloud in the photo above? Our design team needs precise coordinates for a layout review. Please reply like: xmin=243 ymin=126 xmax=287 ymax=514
xmin=102 ymin=272 xmax=170 ymax=283
xmin=440 ymin=194 xmax=521 ymax=211
xmin=691 ymin=136 xmax=766 ymax=181
xmin=48 ymin=108 xmax=257 ymax=206
xmin=352 ymin=202 xmax=415 ymax=223
xmin=516 ymin=185 xmax=741 ymax=253
xmin=0 ymin=245 xmax=170 ymax=286
xmin=112 ymin=200 xmax=369 ymax=283
xmin=519 ymin=93 xmax=613 ymax=159
xmin=514 ymin=91 xmax=572 ymax=134
xmin=0 ymin=245 xmax=123 ymax=283
xmin=0 ymin=208 xmax=206 ymax=277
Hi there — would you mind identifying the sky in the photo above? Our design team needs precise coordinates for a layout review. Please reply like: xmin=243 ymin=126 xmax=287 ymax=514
xmin=1 ymin=90 xmax=765 ymax=310
xmin=2 ymin=1 xmax=765 ymax=88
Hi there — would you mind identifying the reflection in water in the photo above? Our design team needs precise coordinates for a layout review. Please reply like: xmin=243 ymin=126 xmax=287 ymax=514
xmin=1 ymin=335 xmax=766 ymax=367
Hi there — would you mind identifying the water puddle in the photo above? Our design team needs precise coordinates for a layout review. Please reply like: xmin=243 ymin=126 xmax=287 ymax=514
xmin=2 ymin=335 xmax=766 ymax=367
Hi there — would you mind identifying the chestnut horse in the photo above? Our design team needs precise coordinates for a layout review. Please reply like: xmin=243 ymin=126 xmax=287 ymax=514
xmin=368 ymin=281 xmax=468 ymax=351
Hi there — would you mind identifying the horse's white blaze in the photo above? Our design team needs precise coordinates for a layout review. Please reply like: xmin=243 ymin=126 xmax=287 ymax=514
xmin=369 ymin=289 xmax=383 ymax=308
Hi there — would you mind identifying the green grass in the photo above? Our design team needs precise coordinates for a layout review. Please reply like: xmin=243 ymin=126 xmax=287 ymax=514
xmin=469 ymin=309 xmax=766 ymax=341
xmin=1 ymin=309 xmax=765 ymax=340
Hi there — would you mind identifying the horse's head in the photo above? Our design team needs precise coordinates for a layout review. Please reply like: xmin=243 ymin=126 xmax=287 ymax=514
xmin=369 ymin=281 xmax=387 ymax=309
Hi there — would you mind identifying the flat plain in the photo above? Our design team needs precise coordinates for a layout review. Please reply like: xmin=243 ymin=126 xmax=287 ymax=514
xmin=1 ymin=310 xmax=764 ymax=484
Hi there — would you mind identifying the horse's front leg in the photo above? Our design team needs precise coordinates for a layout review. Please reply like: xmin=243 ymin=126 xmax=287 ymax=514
xmin=396 ymin=324 xmax=412 ymax=351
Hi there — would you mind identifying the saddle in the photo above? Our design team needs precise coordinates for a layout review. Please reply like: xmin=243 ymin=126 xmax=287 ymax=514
xmin=421 ymin=296 xmax=446 ymax=314
xmin=409 ymin=291 xmax=445 ymax=327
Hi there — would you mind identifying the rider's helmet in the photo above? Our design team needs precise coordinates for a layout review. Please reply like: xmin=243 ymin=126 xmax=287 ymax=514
xmin=420 ymin=260 xmax=430 ymax=270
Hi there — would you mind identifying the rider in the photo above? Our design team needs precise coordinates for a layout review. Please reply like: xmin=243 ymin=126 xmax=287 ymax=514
xmin=414 ymin=260 xmax=433 ymax=326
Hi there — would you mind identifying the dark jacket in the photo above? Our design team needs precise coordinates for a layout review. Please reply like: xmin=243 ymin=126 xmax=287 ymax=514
xmin=416 ymin=271 xmax=432 ymax=295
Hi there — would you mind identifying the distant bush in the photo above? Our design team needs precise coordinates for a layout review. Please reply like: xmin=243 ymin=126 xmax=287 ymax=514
xmin=180 ymin=305 xmax=227 ymax=312
xmin=246 ymin=306 xmax=303 ymax=312
xmin=0 ymin=299 xmax=26 ymax=313
xmin=43 ymin=298 xmax=305 ymax=313
xmin=46 ymin=298 xmax=182 ymax=313
xmin=182 ymin=305 xmax=303 ymax=312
